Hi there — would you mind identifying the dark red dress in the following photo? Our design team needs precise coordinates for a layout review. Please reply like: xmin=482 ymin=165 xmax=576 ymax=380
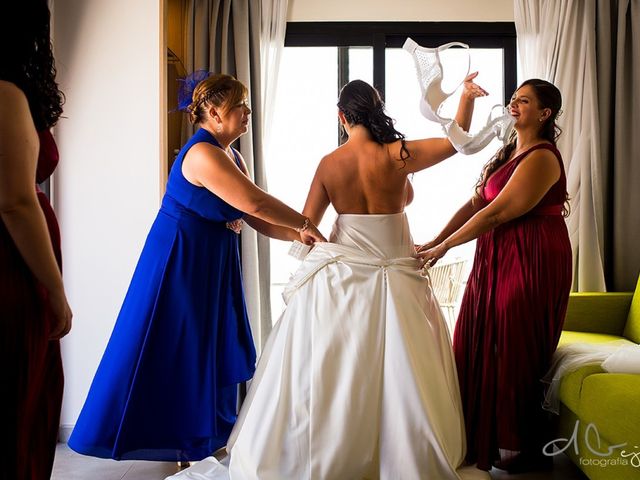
xmin=453 ymin=143 xmax=572 ymax=470
xmin=0 ymin=129 xmax=64 ymax=480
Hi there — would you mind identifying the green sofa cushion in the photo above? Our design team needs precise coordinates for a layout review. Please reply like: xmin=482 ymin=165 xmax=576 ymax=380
xmin=558 ymin=364 xmax=606 ymax=413
xmin=563 ymin=293 xmax=633 ymax=335
xmin=558 ymin=330 xmax=631 ymax=347
xmin=623 ymin=276 xmax=640 ymax=343
xmin=557 ymin=334 xmax=637 ymax=413
xmin=579 ymin=373 xmax=640 ymax=450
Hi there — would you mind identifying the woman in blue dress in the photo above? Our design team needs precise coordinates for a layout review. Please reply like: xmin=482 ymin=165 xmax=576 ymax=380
xmin=68 ymin=73 xmax=325 ymax=462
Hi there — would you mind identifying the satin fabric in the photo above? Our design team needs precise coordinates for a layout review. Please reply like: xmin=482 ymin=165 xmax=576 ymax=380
xmin=402 ymin=38 xmax=515 ymax=155
xmin=169 ymin=213 xmax=489 ymax=480
xmin=68 ymin=129 xmax=256 ymax=461
xmin=453 ymin=143 xmax=572 ymax=470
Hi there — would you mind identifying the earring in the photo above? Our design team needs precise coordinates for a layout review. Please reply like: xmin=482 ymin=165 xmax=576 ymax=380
xmin=216 ymin=124 xmax=223 ymax=133
xmin=539 ymin=118 xmax=544 ymax=122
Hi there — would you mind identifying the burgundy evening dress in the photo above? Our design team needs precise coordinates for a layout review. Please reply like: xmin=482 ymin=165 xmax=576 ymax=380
xmin=0 ymin=130 xmax=64 ymax=480
xmin=453 ymin=143 xmax=572 ymax=470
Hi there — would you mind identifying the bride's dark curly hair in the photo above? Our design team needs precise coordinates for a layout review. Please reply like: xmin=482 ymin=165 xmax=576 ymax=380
xmin=0 ymin=1 xmax=64 ymax=130
xmin=337 ymin=80 xmax=410 ymax=167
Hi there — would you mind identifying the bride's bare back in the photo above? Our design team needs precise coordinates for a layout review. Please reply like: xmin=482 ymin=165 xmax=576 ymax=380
xmin=302 ymin=127 xmax=460 ymax=225
xmin=319 ymin=137 xmax=411 ymax=215
xmin=301 ymin=77 xmax=484 ymax=226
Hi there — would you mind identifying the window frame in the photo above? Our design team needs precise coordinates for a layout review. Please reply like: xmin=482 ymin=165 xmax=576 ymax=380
xmin=285 ymin=21 xmax=517 ymax=106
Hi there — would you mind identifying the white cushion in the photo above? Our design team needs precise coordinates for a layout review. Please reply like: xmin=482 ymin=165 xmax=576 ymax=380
xmin=601 ymin=344 xmax=640 ymax=374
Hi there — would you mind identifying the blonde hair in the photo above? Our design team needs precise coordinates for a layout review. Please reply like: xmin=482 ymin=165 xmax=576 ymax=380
xmin=187 ymin=73 xmax=248 ymax=125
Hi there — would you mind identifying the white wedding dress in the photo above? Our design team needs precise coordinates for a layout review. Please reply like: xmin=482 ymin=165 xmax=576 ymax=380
xmin=168 ymin=213 xmax=489 ymax=480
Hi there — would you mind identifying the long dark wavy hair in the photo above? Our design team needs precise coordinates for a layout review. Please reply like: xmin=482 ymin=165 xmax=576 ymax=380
xmin=475 ymin=79 xmax=568 ymax=214
xmin=337 ymin=80 xmax=410 ymax=167
xmin=0 ymin=1 xmax=64 ymax=130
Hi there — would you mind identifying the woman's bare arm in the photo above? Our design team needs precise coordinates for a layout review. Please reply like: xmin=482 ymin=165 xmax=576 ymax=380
xmin=417 ymin=197 xmax=484 ymax=251
xmin=401 ymin=72 xmax=488 ymax=174
xmin=0 ymin=81 xmax=72 ymax=338
xmin=417 ymin=149 xmax=561 ymax=264
xmin=182 ymin=143 xmax=324 ymax=243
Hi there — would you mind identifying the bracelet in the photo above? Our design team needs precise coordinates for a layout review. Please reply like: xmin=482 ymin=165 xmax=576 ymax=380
xmin=295 ymin=217 xmax=310 ymax=233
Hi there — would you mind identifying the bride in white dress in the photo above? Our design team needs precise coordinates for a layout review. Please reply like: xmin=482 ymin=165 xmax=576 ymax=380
xmin=168 ymin=77 xmax=490 ymax=480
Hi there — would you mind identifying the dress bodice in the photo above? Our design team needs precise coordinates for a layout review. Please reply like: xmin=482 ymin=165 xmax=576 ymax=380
xmin=36 ymin=129 xmax=59 ymax=183
xmin=329 ymin=212 xmax=415 ymax=259
xmin=33 ymin=129 xmax=61 ymax=266
xmin=482 ymin=143 xmax=567 ymax=215
xmin=163 ymin=128 xmax=243 ymax=222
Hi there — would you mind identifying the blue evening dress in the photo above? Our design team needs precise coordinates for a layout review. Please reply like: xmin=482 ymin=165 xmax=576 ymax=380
xmin=68 ymin=128 xmax=256 ymax=461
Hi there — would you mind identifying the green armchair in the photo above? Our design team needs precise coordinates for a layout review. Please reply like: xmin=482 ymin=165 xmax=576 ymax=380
xmin=554 ymin=277 xmax=640 ymax=480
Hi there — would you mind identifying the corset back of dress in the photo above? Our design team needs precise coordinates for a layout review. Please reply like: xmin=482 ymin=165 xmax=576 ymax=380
xmin=329 ymin=212 xmax=414 ymax=259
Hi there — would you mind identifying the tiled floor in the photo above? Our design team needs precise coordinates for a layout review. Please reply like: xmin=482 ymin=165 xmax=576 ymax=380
xmin=488 ymin=454 xmax=588 ymax=480
xmin=53 ymin=443 xmax=589 ymax=480
xmin=52 ymin=444 xmax=177 ymax=480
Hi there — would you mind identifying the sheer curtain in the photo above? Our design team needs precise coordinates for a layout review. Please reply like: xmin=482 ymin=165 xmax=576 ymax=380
xmin=260 ymin=0 xmax=288 ymax=153
xmin=514 ymin=0 xmax=607 ymax=291
xmin=183 ymin=0 xmax=289 ymax=351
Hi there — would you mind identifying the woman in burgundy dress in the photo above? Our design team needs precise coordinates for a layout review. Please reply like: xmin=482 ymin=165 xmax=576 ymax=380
xmin=417 ymin=79 xmax=571 ymax=473
xmin=0 ymin=1 xmax=72 ymax=479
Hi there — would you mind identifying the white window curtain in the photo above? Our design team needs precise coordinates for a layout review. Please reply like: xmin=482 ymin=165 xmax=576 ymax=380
xmin=514 ymin=0 xmax=607 ymax=291
xmin=260 ymin=0 xmax=288 ymax=157
xmin=243 ymin=0 xmax=289 ymax=351
xmin=184 ymin=0 xmax=289 ymax=351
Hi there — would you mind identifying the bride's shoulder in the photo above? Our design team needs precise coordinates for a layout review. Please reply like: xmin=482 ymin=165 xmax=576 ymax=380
xmin=317 ymin=146 xmax=350 ymax=170
xmin=383 ymin=138 xmax=409 ymax=158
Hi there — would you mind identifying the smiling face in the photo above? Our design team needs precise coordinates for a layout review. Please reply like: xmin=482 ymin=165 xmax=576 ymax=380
xmin=509 ymin=83 xmax=556 ymax=132
xmin=509 ymin=85 xmax=550 ymax=128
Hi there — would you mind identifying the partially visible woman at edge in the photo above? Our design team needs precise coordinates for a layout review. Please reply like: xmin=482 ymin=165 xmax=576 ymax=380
xmin=417 ymin=79 xmax=571 ymax=473
xmin=0 ymin=1 xmax=73 ymax=479
xmin=68 ymin=73 xmax=325 ymax=464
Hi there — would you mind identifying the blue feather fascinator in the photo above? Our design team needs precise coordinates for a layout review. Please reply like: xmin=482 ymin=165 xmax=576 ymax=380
xmin=176 ymin=70 xmax=213 ymax=111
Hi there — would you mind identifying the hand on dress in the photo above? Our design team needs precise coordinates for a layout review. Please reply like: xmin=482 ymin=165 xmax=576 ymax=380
xmin=415 ymin=241 xmax=449 ymax=268
xmin=226 ymin=219 xmax=243 ymax=234
xmin=300 ymin=222 xmax=327 ymax=245
xmin=414 ymin=239 xmax=437 ymax=255
xmin=461 ymin=72 xmax=488 ymax=100
xmin=49 ymin=288 xmax=73 ymax=340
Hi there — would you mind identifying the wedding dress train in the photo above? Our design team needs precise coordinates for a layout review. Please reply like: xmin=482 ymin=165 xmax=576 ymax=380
xmin=168 ymin=213 xmax=488 ymax=480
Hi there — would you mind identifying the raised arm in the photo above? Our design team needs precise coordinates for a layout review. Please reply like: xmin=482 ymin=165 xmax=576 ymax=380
xmin=417 ymin=148 xmax=561 ymax=265
xmin=401 ymin=72 xmax=488 ymax=174
xmin=0 ymin=81 xmax=72 ymax=338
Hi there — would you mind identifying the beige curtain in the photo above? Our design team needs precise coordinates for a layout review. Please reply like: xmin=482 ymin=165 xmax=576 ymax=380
xmin=514 ymin=0 xmax=607 ymax=292
xmin=183 ymin=0 xmax=288 ymax=351
xmin=596 ymin=0 xmax=640 ymax=291
xmin=515 ymin=0 xmax=640 ymax=291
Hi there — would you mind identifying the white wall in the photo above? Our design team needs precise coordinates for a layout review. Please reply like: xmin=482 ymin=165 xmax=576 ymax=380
xmin=287 ymin=0 xmax=514 ymax=22
xmin=52 ymin=0 xmax=162 ymax=438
